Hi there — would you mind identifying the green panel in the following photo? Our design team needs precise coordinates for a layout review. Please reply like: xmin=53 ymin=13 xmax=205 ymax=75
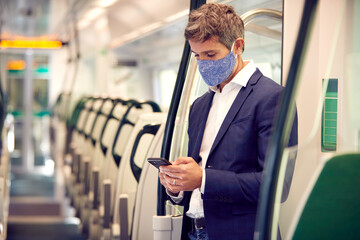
xmin=35 ymin=67 xmax=49 ymax=73
xmin=324 ymin=127 xmax=336 ymax=135
xmin=326 ymin=78 xmax=338 ymax=92
xmin=323 ymin=143 xmax=336 ymax=149
xmin=321 ymin=78 xmax=338 ymax=152
xmin=325 ymin=92 xmax=338 ymax=98
xmin=324 ymin=135 xmax=336 ymax=143
xmin=324 ymin=120 xmax=337 ymax=128
xmin=8 ymin=69 xmax=24 ymax=73
xmin=293 ymin=154 xmax=360 ymax=239
xmin=324 ymin=112 xmax=337 ymax=120
xmin=324 ymin=99 xmax=337 ymax=112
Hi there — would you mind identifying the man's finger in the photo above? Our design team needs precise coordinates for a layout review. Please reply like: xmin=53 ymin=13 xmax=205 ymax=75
xmin=159 ymin=164 xmax=183 ymax=173
xmin=173 ymin=157 xmax=195 ymax=165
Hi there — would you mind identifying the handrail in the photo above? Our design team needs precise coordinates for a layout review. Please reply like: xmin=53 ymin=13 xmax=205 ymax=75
xmin=241 ymin=8 xmax=282 ymax=26
xmin=241 ymin=9 xmax=282 ymax=41
xmin=254 ymin=0 xmax=319 ymax=239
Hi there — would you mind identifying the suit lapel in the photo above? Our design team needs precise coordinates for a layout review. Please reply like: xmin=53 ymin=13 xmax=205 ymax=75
xmin=207 ymin=70 xmax=262 ymax=159
xmin=192 ymin=91 xmax=214 ymax=163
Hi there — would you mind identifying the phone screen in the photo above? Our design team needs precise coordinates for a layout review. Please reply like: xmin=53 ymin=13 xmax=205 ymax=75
xmin=147 ymin=157 xmax=172 ymax=169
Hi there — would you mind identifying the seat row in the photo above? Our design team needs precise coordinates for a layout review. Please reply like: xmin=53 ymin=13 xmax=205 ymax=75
xmin=51 ymin=95 xmax=171 ymax=240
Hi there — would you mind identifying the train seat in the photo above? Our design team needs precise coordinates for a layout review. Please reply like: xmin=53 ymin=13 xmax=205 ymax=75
xmin=62 ymin=99 xmax=86 ymax=203
xmin=79 ymin=98 xmax=104 ymax=157
xmin=65 ymin=97 xmax=100 ymax=208
xmin=292 ymin=153 xmax=360 ymax=240
xmin=51 ymin=93 xmax=83 ymax=168
xmin=88 ymin=100 xmax=141 ymax=238
xmin=79 ymin=99 xmax=129 ymax=235
xmin=103 ymin=102 xmax=161 ymax=214
xmin=111 ymin=113 xmax=167 ymax=240
xmin=93 ymin=101 xmax=161 ymax=239
xmin=72 ymin=98 xmax=105 ymax=212
xmin=75 ymin=98 xmax=116 ymax=231
xmin=130 ymin=122 xmax=165 ymax=240
xmin=71 ymin=97 xmax=94 ymax=151
xmin=73 ymin=97 xmax=102 ymax=154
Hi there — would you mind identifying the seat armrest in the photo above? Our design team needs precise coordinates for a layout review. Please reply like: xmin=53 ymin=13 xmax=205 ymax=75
xmin=92 ymin=168 xmax=100 ymax=209
xmin=103 ymin=179 xmax=111 ymax=229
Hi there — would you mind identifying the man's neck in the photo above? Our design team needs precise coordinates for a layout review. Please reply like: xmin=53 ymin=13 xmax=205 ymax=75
xmin=218 ymin=58 xmax=246 ymax=92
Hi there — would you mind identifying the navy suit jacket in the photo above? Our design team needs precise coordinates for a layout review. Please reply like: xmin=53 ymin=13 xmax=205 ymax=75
xmin=179 ymin=69 xmax=298 ymax=240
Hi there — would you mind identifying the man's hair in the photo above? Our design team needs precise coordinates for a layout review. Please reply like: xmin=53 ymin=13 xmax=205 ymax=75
xmin=184 ymin=3 xmax=245 ymax=51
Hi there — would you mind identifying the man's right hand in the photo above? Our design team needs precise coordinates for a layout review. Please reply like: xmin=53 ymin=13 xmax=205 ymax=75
xmin=159 ymin=170 xmax=180 ymax=195
xmin=158 ymin=157 xmax=202 ymax=194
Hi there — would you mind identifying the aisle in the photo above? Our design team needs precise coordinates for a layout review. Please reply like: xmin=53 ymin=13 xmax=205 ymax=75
xmin=6 ymin=164 xmax=86 ymax=239
xmin=7 ymin=221 xmax=86 ymax=240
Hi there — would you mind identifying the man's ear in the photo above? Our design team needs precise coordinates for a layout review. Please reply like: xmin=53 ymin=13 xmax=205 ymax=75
xmin=234 ymin=38 xmax=244 ymax=55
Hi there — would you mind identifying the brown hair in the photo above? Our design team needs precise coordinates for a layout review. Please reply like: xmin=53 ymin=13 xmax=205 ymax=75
xmin=184 ymin=3 xmax=244 ymax=51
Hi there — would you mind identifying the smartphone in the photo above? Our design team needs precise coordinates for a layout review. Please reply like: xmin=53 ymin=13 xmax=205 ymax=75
xmin=147 ymin=157 xmax=172 ymax=169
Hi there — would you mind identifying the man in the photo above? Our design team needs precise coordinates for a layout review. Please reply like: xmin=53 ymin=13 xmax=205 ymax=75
xmin=159 ymin=3 xmax=298 ymax=240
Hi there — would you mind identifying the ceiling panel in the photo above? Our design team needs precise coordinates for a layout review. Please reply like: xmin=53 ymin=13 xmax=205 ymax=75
xmin=0 ymin=0 xmax=50 ymax=37
xmin=107 ymin=0 xmax=189 ymax=46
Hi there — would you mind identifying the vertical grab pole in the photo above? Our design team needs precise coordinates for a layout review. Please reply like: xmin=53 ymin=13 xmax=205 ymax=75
xmin=157 ymin=0 xmax=206 ymax=217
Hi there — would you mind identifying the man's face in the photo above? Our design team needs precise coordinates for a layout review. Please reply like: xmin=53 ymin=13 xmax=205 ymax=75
xmin=189 ymin=36 xmax=230 ymax=61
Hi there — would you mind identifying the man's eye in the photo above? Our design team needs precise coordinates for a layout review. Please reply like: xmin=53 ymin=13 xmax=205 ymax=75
xmin=207 ymin=54 xmax=215 ymax=58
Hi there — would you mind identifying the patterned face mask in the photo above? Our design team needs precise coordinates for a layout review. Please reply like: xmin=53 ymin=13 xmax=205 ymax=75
xmin=197 ymin=43 xmax=237 ymax=87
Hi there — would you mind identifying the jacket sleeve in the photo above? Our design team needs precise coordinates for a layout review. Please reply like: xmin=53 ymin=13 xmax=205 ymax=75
xmin=202 ymin=87 xmax=296 ymax=204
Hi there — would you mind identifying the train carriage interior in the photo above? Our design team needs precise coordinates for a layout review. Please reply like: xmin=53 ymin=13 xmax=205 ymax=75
xmin=0 ymin=0 xmax=359 ymax=239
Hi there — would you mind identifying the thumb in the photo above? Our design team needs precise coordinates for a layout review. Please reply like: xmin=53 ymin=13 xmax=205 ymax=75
xmin=173 ymin=157 xmax=195 ymax=165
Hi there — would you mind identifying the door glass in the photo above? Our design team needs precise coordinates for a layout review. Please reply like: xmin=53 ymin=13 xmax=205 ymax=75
xmin=5 ymin=52 xmax=54 ymax=199
xmin=272 ymin=1 xmax=360 ymax=240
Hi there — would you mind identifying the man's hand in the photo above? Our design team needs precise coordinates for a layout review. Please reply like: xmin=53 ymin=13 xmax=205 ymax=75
xmin=158 ymin=157 xmax=202 ymax=193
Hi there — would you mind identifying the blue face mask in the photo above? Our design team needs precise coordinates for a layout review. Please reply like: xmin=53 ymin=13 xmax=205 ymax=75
xmin=197 ymin=46 xmax=237 ymax=87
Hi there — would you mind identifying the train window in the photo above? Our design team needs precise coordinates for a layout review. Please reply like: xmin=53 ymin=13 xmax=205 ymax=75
xmin=5 ymin=53 xmax=51 ymax=171
xmin=153 ymin=69 xmax=177 ymax=110
xmin=169 ymin=56 xmax=205 ymax=162
xmin=219 ymin=0 xmax=283 ymax=85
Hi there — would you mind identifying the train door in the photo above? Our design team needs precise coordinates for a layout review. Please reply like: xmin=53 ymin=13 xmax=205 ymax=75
xmin=256 ymin=0 xmax=360 ymax=239
xmin=5 ymin=52 xmax=52 ymax=174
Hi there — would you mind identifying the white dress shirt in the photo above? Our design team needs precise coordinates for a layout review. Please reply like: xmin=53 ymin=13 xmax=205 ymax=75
xmin=186 ymin=60 xmax=256 ymax=219
xmin=169 ymin=60 xmax=256 ymax=219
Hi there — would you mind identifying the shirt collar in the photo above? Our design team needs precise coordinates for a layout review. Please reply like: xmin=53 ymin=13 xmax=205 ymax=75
xmin=209 ymin=60 xmax=256 ymax=93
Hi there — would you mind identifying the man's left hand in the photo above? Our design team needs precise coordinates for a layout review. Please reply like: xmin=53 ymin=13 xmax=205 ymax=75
xmin=159 ymin=157 xmax=203 ymax=192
